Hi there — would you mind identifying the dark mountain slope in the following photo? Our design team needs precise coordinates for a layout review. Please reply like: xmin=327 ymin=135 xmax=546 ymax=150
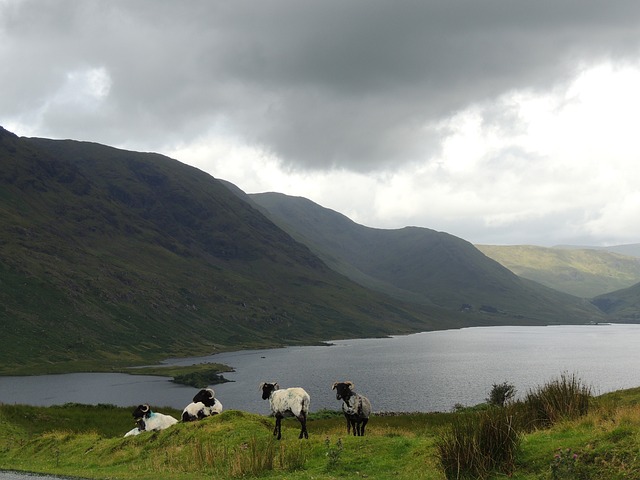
xmin=0 ymin=127 xmax=459 ymax=373
xmin=592 ymin=282 xmax=640 ymax=321
xmin=250 ymin=192 xmax=603 ymax=324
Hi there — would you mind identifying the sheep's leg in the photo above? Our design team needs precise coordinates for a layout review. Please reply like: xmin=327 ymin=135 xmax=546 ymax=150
xmin=344 ymin=414 xmax=351 ymax=435
xmin=274 ymin=415 xmax=283 ymax=440
xmin=297 ymin=412 xmax=308 ymax=439
xmin=350 ymin=419 xmax=357 ymax=436
xmin=360 ymin=418 xmax=368 ymax=436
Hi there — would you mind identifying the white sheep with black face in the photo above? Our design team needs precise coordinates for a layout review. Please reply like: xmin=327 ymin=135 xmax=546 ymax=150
xmin=332 ymin=381 xmax=372 ymax=436
xmin=123 ymin=404 xmax=178 ymax=437
xmin=181 ymin=388 xmax=223 ymax=421
xmin=259 ymin=382 xmax=310 ymax=440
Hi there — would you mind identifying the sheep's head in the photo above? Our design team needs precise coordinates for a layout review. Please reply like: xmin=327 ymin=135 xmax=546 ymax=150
xmin=135 ymin=418 xmax=146 ymax=431
xmin=260 ymin=382 xmax=279 ymax=400
xmin=193 ymin=388 xmax=216 ymax=406
xmin=332 ymin=381 xmax=355 ymax=401
xmin=132 ymin=404 xmax=151 ymax=419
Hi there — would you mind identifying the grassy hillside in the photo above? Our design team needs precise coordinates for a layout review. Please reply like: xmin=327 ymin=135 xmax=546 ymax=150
xmin=2 ymin=381 xmax=640 ymax=479
xmin=0 ymin=127 xmax=463 ymax=374
xmin=249 ymin=192 xmax=604 ymax=325
xmin=476 ymin=244 xmax=640 ymax=297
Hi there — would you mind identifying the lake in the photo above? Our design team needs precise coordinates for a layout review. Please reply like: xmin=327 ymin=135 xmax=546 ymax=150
xmin=1 ymin=324 xmax=640 ymax=414
xmin=0 ymin=472 xmax=82 ymax=480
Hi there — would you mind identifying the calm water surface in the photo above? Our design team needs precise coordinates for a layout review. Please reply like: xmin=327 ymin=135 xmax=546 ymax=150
xmin=1 ymin=324 xmax=640 ymax=414
xmin=0 ymin=472 xmax=84 ymax=480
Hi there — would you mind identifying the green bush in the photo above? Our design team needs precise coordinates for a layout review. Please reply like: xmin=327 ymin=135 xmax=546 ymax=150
xmin=436 ymin=407 xmax=520 ymax=479
xmin=486 ymin=381 xmax=516 ymax=407
xmin=523 ymin=372 xmax=592 ymax=429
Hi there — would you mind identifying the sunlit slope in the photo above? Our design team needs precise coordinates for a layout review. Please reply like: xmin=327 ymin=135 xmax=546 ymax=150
xmin=556 ymin=243 xmax=640 ymax=258
xmin=250 ymin=192 xmax=603 ymax=324
xmin=477 ymin=244 xmax=640 ymax=297
xmin=0 ymin=127 xmax=460 ymax=373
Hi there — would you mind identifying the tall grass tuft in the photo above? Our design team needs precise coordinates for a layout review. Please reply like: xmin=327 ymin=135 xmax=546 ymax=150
xmin=436 ymin=407 xmax=520 ymax=479
xmin=523 ymin=372 xmax=592 ymax=429
xmin=279 ymin=441 xmax=307 ymax=472
xmin=228 ymin=436 xmax=276 ymax=477
xmin=188 ymin=435 xmax=306 ymax=477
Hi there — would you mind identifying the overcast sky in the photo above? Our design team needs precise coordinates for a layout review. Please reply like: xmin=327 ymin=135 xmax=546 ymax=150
xmin=2 ymin=1 xmax=640 ymax=246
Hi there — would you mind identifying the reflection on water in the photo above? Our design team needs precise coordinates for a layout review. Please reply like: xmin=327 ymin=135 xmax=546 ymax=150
xmin=1 ymin=324 xmax=640 ymax=414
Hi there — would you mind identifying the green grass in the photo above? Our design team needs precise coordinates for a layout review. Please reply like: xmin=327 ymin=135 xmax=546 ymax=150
xmin=4 ymin=381 xmax=640 ymax=479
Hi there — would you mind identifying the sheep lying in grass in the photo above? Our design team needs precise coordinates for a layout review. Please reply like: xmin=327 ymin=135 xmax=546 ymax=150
xmin=181 ymin=388 xmax=223 ymax=421
xmin=260 ymin=382 xmax=310 ymax=440
xmin=123 ymin=404 xmax=178 ymax=437
xmin=332 ymin=381 xmax=372 ymax=436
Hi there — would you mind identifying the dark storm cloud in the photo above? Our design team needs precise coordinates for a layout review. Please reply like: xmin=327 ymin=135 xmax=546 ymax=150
xmin=2 ymin=0 xmax=640 ymax=172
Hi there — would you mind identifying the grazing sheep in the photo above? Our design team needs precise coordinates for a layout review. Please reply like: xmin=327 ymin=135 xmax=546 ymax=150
xmin=259 ymin=382 xmax=310 ymax=440
xmin=332 ymin=381 xmax=372 ymax=436
xmin=182 ymin=388 xmax=223 ymax=421
xmin=123 ymin=404 xmax=178 ymax=437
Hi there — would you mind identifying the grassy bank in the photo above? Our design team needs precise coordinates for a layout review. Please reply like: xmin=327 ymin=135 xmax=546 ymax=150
xmin=2 ymin=383 xmax=640 ymax=479
xmin=126 ymin=363 xmax=234 ymax=388
xmin=0 ymin=362 xmax=235 ymax=390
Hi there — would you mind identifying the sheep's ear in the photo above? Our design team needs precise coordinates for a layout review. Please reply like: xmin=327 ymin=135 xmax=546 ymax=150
xmin=331 ymin=382 xmax=338 ymax=390
xmin=346 ymin=381 xmax=355 ymax=390
xmin=273 ymin=383 xmax=279 ymax=390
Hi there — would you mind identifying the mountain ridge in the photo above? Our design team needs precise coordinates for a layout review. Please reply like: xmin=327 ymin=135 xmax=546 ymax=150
xmin=5 ymin=127 xmax=631 ymax=375
xmin=249 ymin=192 xmax=604 ymax=323
xmin=0 ymin=127 xmax=462 ymax=373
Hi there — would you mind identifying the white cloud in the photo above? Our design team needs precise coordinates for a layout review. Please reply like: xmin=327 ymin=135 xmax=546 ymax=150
xmin=164 ymin=61 xmax=640 ymax=246
xmin=3 ymin=1 xmax=640 ymax=246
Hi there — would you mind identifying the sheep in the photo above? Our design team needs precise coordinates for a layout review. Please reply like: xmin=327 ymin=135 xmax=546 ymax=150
xmin=332 ymin=381 xmax=372 ymax=436
xmin=123 ymin=404 xmax=178 ymax=437
xmin=259 ymin=382 xmax=310 ymax=440
xmin=181 ymin=388 xmax=223 ymax=421
xmin=124 ymin=425 xmax=142 ymax=437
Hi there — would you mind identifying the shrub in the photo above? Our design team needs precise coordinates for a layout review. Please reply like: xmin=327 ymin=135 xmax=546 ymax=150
xmin=486 ymin=381 xmax=516 ymax=407
xmin=523 ymin=372 xmax=592 ymax=429
xmin=436 ymin=407 xmax=520 ymax=479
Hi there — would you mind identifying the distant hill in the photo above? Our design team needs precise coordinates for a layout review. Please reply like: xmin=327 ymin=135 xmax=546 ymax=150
xmin=249 ymin=192 xmax=604 ymax=325
xmin=555 ymin=244 xmax=640 ymax=258
xmin=476 ymin=245 xmax=640 ymax=297
xmin=0 ymin=127 xmax=463 ymax=373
